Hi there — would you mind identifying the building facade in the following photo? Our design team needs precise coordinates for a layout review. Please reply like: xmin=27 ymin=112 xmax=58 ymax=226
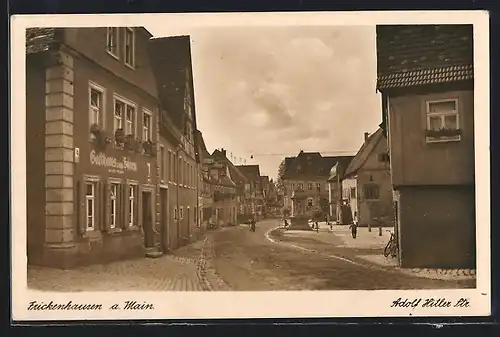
xmin=283 ymin=151 xmax=353 ymax=219
xmin=341 ymin=129 xmax=393 ymax=227
xmin=149 ymin=36 xmax=200 ymax=252
xmin=26 ymin=27 xmax=160 ymax=268
xmin=376 ymin=24 xmax=475 ymax=268
xmin=237 ymin=165 xmax=264 ymax=220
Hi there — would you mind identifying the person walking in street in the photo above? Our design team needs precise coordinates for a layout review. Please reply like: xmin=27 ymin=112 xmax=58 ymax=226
xmin=349 ymin=220 xmax=358 ymax=239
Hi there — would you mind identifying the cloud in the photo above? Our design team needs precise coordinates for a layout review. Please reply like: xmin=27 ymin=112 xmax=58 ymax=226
xmin=147 ymin=25 xmax=381 ymax=177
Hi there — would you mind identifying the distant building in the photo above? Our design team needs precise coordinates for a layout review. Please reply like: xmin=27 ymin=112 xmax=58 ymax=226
xmin=376 ymin=24 xmax=475 ymax=269
xmin=211 ymin=149 xmax=247 ymax=226
xmin=195 ymin=130 xmax=214 ymax=229
xmin=236 ymin=165 xmax=264 ymax=220
xmin=341 ymin=129 xmax=393 ymax=227
xmin=282 ymin=151 xmax=353 ymax=219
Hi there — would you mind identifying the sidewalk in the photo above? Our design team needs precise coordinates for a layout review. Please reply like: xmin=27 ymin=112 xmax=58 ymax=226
xmin=275 ymin=222 xmax=476 ymax=282
xmin=28 ymin=234 xmax=214 ymax=292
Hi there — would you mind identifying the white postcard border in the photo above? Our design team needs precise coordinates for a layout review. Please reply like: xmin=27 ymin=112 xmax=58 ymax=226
xmin=11 ymin=11 xmax=491 ymax=320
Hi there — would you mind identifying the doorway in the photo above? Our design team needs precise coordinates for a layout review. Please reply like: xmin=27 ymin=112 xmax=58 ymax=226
xmin=142 ymin=191 xmax=155 ymax=248
xmin=160 ymin=188 xmax=169 ymax=252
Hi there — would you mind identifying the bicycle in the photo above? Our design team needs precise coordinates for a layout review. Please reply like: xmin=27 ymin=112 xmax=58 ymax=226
xmin=383 ymin=230 xmax=398 ymax=258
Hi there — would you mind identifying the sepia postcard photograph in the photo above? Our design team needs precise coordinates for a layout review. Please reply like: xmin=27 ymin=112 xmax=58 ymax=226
xmin=10 ymin=10 xmax=491 ymax=321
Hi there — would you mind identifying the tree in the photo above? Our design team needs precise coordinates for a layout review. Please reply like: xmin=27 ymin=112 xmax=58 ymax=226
xmin=276 ymin=159 xmax=285 ymax=195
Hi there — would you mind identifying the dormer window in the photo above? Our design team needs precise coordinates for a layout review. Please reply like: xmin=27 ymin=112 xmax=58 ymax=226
xmin=106 ymin=27 xmax=119 ymax=58
xmin=124 ymin=27 xmax=135 ymax=68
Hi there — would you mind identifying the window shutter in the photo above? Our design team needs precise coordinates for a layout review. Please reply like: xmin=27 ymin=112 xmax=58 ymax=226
xmin=103 ymin=181 xmax=111 ymax=232
xmin=76 ymin=180 xmax=86 ymax=235
xmin=137 ymin=186 xmax=143 ymax=229
xmin=95 ymin=180 xmax=102 ymax=231
xmin=122 ymin=183 xmax=129 ymax=229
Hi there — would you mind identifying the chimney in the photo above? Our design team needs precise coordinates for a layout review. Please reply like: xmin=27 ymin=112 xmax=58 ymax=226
xmin=364 ymin=132 xmax=369 ymax=142
xmin=221 ymin=148 xmax=226 ymax=157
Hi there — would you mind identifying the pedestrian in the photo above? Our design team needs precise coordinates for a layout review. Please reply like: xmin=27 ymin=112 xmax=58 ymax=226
xmin=284 ymin=218 xmax=289 ymax=228
xmin=349 ymin=221 xmax=357 ymax=239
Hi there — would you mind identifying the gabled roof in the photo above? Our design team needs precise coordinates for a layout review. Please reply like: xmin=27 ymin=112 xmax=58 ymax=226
xmin=212 ymin=150 xmax=248 ymax=185
xmin=283 ymin=151 xmax=353 ymax=180
xmin=343 ymin=128 xmax=385 ymax=179
xmin=236 ymin=165 xmax=261 ymax=183
xmin=195 ymin=130 xmax=211 ymax=162
xmin=376 ymin=24 xmax=474 ymax=91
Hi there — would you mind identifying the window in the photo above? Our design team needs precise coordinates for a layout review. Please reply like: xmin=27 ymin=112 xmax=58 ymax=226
xmin=125 ymin=105 xmax=135 ymax=135
xmin=160 ymin=146 xmax=165 ymax=182
xmin=169 ymin=151 xmax=174 ymax=182
xmin=307 ymin=198 xmax=313 ymax=208
xmin=364 ymin=184 xmax=379 ymax=200
xmin=174 ymin=207 xmax=178 ymax=220
xmin=129 ymin=185 xmax=136 ymax=227
xmin=110 ymin=183 xmax=118 ymax=229
xmin=426 ymin=99 xmax=460 ymax=142
xmin=350 ymin=187 xmax=356 ymax=199
xmin=316 ymin=183 xmax=321 ymax=192
xmin=378 ymin=153 xmax=390 ymax=163
xmin=173 ymin=153 xmax=177 ymax=183
xmin=298 ymin=183 xmax=303 ymax=190
xmin=308 ymin=182 xmax=313 ymax=190
xmin=180 ymin=206 xmax=184 ymax=220
xmin=114 ymin=100 xmax=124 ymax=132
xmin=85 ymin=182 xmax=96 ymax=231
xmin=291 ymin=183 xmax=295 ymax=191
xmin=142 ymin=110 xmax=152 ymax=141
xmin=178 ymin=157 xmax=183 ymax=186
xmin=124 ymin=27 xmax=135 ymax=67
xmin=106 ymin=27 xmax=119 ymax=57
xmin=89 ymin=83 xmax=104 ymax=129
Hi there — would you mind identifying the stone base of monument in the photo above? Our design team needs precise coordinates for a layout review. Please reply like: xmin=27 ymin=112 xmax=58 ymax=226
xmin=286 ymin=215 xmax=313 ymax=231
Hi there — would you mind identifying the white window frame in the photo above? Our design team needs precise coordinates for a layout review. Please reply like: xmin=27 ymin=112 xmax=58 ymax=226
xmin=425 ymin=98 xmax=460 ymax=143
xmin=308 ymin=182 xmax=313 ymax=191
xmin=125 ymin=104 xmax=135 ymax=136
xmin=124 ymin=27 xmax=136 ymax=68
xmin=114 ymin=95 xmax=137 ymax=135
xmin=106 ymin=27 xmax=119 ymax=59
xmin=142 ymin=109 xmax=153 ymax=142
xmin=89 ymin=81 xmax=105 ymax=131
xmin=128 ymin=184 xmax=136 ymax=227
xmin=160 ymin=145 xmax=165 ymax=183
xmin=110 ymin=183 xmax=118 ymax=229
xmin=85 ymin=182 xmax=96 ymax=231
xmin=298 ymin=183 xmax=303 ymax=190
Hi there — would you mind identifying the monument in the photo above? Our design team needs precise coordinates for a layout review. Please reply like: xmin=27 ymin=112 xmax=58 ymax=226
xmin=286 ymin=189 xmax=313 ymax=231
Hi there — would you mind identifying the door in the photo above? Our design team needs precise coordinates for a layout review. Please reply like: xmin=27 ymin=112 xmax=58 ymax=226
xmin=142 ymin=191 xmax=155 ymax=248
xmin=160 ymin=188 xmax=169 ymax=252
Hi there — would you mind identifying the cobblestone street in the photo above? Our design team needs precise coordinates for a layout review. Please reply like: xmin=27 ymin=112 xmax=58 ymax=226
xmin=28 ymin=219 xmax=475 ymax=291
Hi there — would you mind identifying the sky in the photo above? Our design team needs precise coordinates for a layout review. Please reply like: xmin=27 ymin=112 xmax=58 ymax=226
xmin=146 ymin=25 xmax=382 ymax=180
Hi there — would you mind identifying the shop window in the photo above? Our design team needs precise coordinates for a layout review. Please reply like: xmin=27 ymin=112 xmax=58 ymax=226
xmin=85 ymin=182 xmax=96 ymax=231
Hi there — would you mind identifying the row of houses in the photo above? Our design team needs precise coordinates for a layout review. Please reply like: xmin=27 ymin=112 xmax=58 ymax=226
xmin=282 ymin=24 xmax=475 ymax=270
xmin=25 ymin=26 xmax=273 ymax=269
